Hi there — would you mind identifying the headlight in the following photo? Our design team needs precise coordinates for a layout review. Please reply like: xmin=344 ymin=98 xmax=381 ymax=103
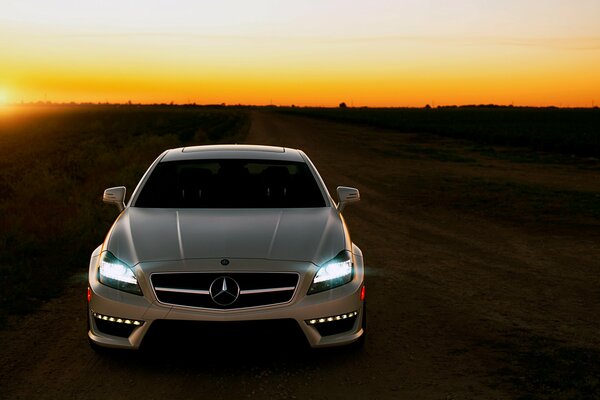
xmin=97 ymin=251 xmax=142 ymax=295
xmin=308 ymin=251 xmax=353 ymax=294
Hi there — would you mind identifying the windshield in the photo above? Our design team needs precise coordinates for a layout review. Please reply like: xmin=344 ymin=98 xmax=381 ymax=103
xmin=134 ymin=159 xmax=327 ymax=208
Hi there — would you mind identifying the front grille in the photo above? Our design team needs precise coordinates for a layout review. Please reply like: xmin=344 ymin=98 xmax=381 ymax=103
xmin=151 ymin=272 xmax=299 ymax=309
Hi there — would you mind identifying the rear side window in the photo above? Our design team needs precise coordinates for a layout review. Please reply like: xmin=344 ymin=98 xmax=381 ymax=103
xmin=134 ymin=159 xmax=326 ymax=208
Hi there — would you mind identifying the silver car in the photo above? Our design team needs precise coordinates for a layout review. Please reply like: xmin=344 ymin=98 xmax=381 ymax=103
xmin=87 ymin=144 xmax=365 ymax=350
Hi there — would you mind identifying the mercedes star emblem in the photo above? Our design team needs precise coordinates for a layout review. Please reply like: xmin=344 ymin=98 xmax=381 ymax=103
xmin=209 ymin=276 xmax=240 ymax=306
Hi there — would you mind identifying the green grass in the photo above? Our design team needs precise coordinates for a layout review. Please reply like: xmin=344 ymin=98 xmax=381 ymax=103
xmin=0 ymin=105 xmax=249 ymax=326
xmin=278 ymin=106 xmax=600 ymax=158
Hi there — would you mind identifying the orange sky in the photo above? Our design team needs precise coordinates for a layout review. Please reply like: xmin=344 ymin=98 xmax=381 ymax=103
xmin=1 ymin=1 xmax=600 ymax=107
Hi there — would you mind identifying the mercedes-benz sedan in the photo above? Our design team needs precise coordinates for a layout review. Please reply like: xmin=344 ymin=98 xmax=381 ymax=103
xmin=88 ymin=144 xmax=365 ymax=349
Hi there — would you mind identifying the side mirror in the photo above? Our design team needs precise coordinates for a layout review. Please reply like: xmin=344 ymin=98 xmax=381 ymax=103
xmin=103 ymin=186 xmax=126 ymax=212
xmin=336 ymin=186 xmax=360 ymax=212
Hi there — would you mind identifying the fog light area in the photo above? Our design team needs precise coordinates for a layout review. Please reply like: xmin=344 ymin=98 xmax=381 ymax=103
xmin=305 ymin=311 xmax=359 ymax=336
xmin=92 ymin=311 xmax=143 ymax=326
xmin=306 ymin=311 xmax=358 ymax=325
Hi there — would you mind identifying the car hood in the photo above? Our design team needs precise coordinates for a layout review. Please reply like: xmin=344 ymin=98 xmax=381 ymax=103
xmin=105 ymin=207 xmax=347 ymax=266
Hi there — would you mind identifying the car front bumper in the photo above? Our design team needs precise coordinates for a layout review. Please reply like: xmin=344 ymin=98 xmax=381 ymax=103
xmin=88 ymin=252 xmax=365 ymax=350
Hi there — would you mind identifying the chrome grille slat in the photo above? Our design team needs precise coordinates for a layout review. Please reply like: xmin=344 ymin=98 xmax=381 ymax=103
xmin=240 ymin=286 xmax=295 ymax=295
xmin=154 ymin=287 xmax=210 ymax=295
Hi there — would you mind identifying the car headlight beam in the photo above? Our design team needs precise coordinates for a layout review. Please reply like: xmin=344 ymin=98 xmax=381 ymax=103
xmin=97 ymin=251 xmax=142 ymax=295
xmin=308 ymin=251 xmax=353 ymax=294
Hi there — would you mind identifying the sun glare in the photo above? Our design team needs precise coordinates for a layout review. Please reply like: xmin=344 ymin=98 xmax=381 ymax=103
xmin=0 ymin=89 xmax=15 ymax=116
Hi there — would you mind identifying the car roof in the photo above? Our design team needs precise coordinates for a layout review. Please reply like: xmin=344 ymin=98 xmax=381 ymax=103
xmin=160 ymin=144 xmax=306 ymax=162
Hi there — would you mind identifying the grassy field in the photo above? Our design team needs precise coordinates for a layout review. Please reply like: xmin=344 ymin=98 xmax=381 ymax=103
xmin=278 ymin=106 xmax=600 ymax=158
xmin=0 ymin=105 xmax=249 ymax=325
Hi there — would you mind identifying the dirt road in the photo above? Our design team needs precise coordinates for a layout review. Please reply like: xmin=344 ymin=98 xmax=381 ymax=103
xmin=1 ymin=111 xmax=599 ymax=399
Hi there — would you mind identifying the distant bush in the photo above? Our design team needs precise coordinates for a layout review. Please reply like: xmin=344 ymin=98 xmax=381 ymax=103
xmin=278 ymin=106 xmax=600 ymax=157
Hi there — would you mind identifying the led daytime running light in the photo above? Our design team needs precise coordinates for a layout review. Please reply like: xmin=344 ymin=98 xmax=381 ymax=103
xmin=92 ymin=312 xmax=143 ymax=326
xmin=306 ymin=311 xmax=358 ymax=325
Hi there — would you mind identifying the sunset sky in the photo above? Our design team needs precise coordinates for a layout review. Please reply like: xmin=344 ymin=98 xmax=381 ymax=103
xmin=1 ymin=0 xmax=599 ymax=107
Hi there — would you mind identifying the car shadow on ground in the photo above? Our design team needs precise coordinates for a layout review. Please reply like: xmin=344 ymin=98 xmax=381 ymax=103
xmin=92 ymin=328 xmax=366 ymax=374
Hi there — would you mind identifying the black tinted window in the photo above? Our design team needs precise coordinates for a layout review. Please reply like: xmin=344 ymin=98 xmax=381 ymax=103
xmin=134 ymin=159 xmax=326 ymax=208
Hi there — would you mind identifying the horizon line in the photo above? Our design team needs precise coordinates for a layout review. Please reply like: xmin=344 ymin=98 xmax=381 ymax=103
xmin=2 ymin=101 xmax=599 ymax=109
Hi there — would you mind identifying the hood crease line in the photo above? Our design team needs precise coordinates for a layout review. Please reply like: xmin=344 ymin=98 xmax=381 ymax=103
xmin=267 ymin=211 xmax=283 ymax=258
xmin=176 ymin=210 xmax=185 ymax=260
